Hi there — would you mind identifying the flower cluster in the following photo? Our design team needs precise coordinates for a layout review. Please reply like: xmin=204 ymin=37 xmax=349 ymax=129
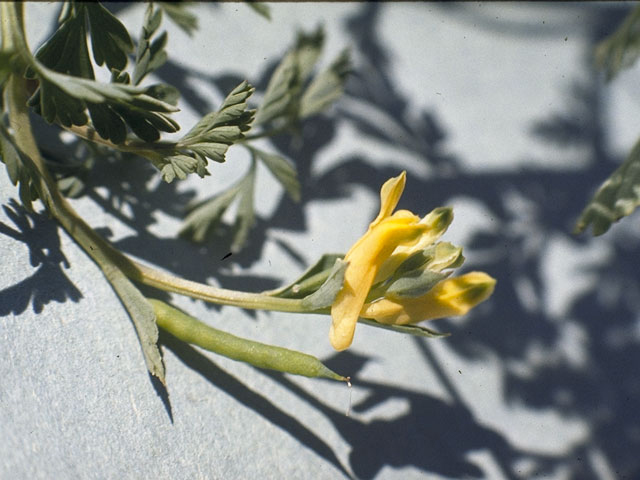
xmin=329 ymin=171 xmax=496 ymax=351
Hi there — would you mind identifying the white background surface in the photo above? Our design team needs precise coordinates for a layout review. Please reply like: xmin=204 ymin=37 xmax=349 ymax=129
xmin=2 ymin=3 xmax=640 ymax=479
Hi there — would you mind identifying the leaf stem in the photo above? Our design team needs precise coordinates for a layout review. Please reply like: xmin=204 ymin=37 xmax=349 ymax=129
xmin=7 ymin=76 xmax=309 ymax=314
xmin=65 ymin=124 xmax=178 ymax=153
xmin=2 ymin=4 xmax=308 ymax=317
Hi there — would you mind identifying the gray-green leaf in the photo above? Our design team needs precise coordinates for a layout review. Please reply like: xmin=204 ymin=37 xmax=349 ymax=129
xmin=0 ymin=123 xmax=39 ymax=210
xmin=231 ymin=165 xmax=256 ymax=252
xmin=180 ymin=81 xmax=254 ymax=144
xmin=160 ymin=154 xmax=205 ymax=183
xmin=132 ymin=4 xmax=168 ymax=85
xmin=299 ymin=48 xmax=350 ymax=119
xmin=595 ymin=5 xmax=640 ymax=81
xmin=29 ymin=64 xmax=180 ymax=142
xmin=254 ymin=28 xmax=324 ymax=125
xmin=158 ymin=2 xmax=198 ymax=37
xmin=109 ymin=270 xmax=165 ymax=384
xmin=85 ymin=2 xmax=134 ymax=71
xmin=575 ymin=137 xmax=640 ymax=235
xmin=179 ymin=181 xmax=244 ymax=242
xmin=249 ymin=146 xmax=300 ymax=201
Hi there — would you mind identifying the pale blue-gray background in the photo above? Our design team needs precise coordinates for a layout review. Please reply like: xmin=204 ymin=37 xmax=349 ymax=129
xmin=2 ymin=3 xmax=639 ymax=479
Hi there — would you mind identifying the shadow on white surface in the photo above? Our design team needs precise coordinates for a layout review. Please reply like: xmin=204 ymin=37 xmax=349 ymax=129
xmin=3 ymin=3 xmax=640 ymax=479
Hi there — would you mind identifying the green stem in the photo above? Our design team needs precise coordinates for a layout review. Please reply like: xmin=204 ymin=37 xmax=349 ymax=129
xmin=1 ymin=2 xmax=311 ymax=316
xmin=8 ymin=79 xmax=307 ymax=312
xmin=132 ymin=262 xmax=307 ymax=312
xmin=6 ymin=74 xmax=137 ymax=284
xmin=1 ymin=2 xmax=26 ymax=55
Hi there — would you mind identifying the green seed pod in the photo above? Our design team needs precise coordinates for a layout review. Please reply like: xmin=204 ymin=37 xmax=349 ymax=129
xmin=149 ymin=298 xmax=347 ymax=382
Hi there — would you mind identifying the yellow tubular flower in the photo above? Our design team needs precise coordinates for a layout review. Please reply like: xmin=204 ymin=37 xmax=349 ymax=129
xmin=330 ymin=171 xmax=430 ymax=350
xmin=374 ymin=206 xmax=453 ymax=283
xmin=329 ymin=171 xmax=497 ymax=350
xmin=360 ymin=272 xmax=496 ymax=325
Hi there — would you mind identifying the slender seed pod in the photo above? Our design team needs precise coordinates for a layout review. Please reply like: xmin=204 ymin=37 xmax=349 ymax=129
xmin=149 ymin=298 xmax=347 ymax=382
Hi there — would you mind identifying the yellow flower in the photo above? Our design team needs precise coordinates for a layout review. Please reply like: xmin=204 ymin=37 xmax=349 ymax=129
xmin=360 ymin=271 xmax=496 ymax=325
xmin=330 ymin=172 xmax=444 ymax=350
xmin=329 ymin=172 xmax=496 ymax=351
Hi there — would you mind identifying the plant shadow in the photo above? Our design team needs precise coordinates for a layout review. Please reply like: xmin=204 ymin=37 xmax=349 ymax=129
xmin=4 ymin=2 xmax=640 ymax=478
xmin=0 ymin=199 xmax=82 ymax=315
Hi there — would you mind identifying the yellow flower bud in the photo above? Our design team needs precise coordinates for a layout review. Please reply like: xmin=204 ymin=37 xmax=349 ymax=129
xmin=360 ymin=272 xmax=496 ymax=325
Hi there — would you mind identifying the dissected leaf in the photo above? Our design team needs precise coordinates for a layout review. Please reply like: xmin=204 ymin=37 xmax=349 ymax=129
xmin=160 ymin=154 xmax=203 ymax=183
xmin=181 ymin=81 xmax=255 ymax=143
xmin=179 ymin=182 xmax=244 ymax=242
xmin=299 ymin=48 xmax=350 ymax=118
xmin=108 ymin=270 xmax=165 ymax=384
xmin=23 ymin=2 xmax=177 ymax=143
xmin=85 ymin=2 xmax=134 ymax=71
xmin=249 ymin=146 xmax=300 ymax=201
xmin=231 ymin=165 xmax=256 ymax=252
xmin=575 ymin=136 xmax=640 ymax=235
xmin=0 ymin=121 xmax=41 ymax=211
xmin=31 ymin=8 xmax=95 ymax=80
xmin=132 ymin=4 xmax=168 ymax=85
xmin=178 ymin=163 xmax=257 ymax=250
xmin=173 ymin=81 xmax=254 ymax=170
xmin=29 ymin=65 xmax=180 ymax=142
xmin=86 ymin=103 xmax=127 ymax=144
xmin=254 ymin=27 xmax=324 ymax=125
xmin=595 ymin=5 xmax=640 ymax=81
xmin=158 ymin=2 xmax=198 ymax=36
